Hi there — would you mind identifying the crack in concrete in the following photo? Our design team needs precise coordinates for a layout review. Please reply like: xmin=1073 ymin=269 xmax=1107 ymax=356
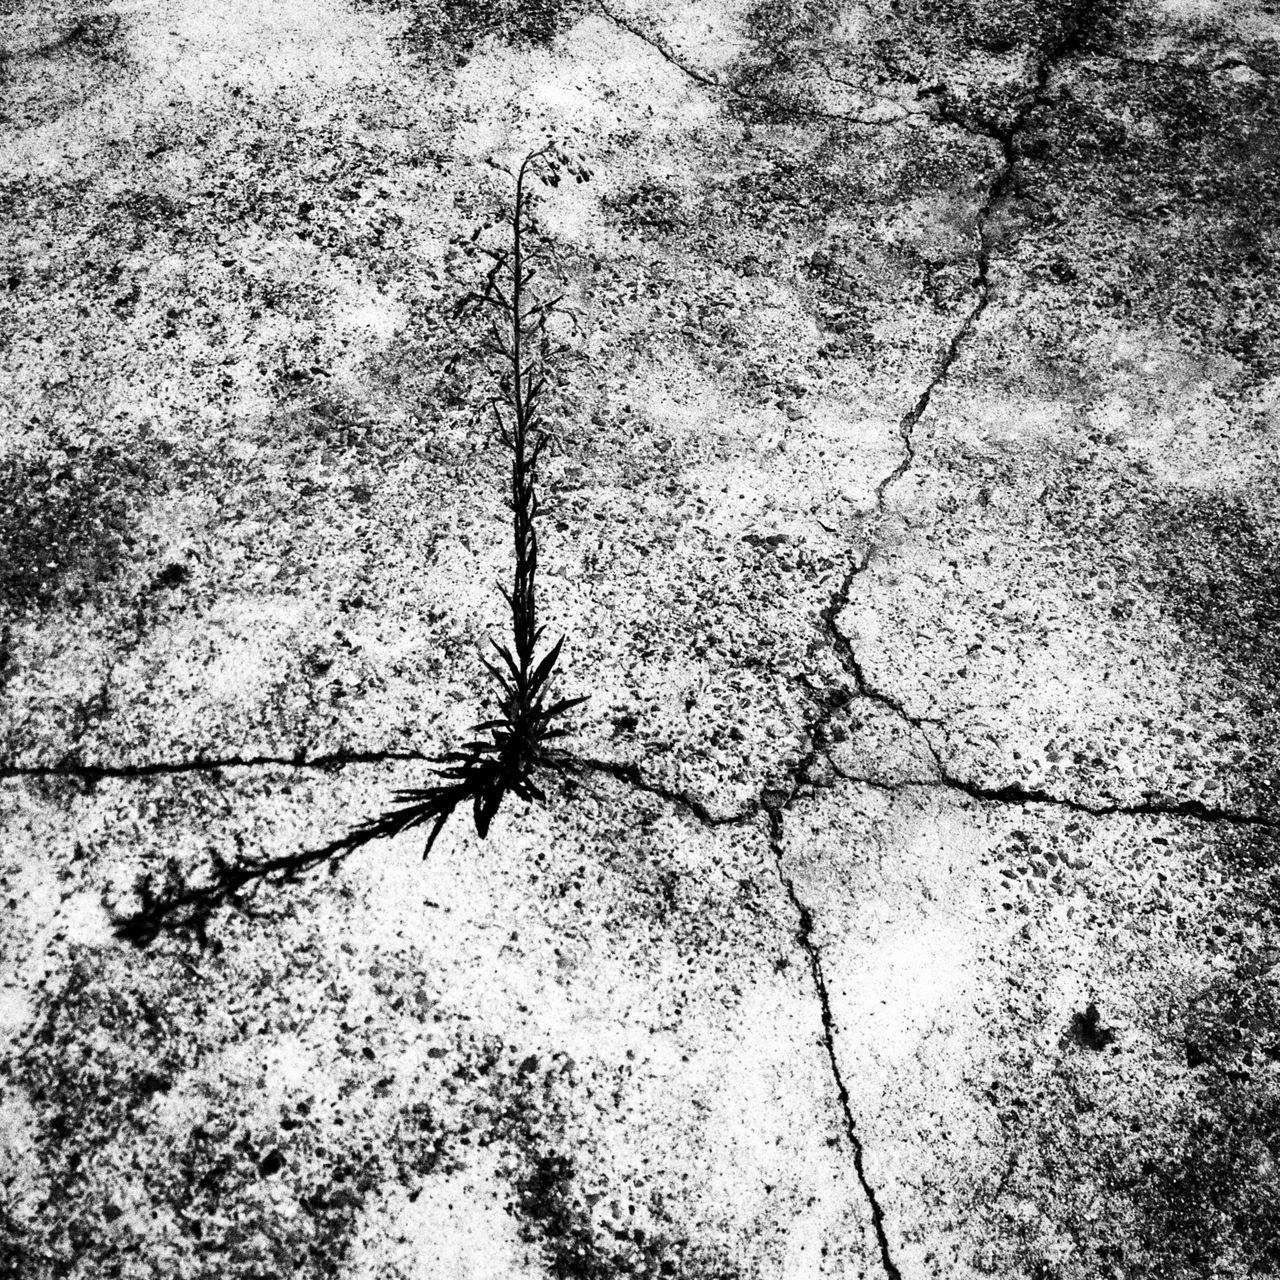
xmin=543 ymin=751 xmax=753 ymax=827
xmin=737 ymin=10 xmax=1275 ymax=1259
xmin=594 ymin=1 xmax=916 ymax=126
xmin=766 ymin=804 xmax=903 ymax=1280
xmin=13 ymin=11 xmax=1276 ymax=1271
xmin=1080 ymin=46 xmax=1277 ymax=81
xmin=11 ymin=741 xmax=1269 ymax=829
xmin=822 ymin=764 xmax=1280 ymax=831
xmin=0 ymin=747 xmax=432 ymax=784
xmin=807 ymin=0 xmax=1258 ymax=826
xmin=0 ymin=745 xmax=750 ymax=828
xmin=804 ymin=0 xmax=1078 ymax=751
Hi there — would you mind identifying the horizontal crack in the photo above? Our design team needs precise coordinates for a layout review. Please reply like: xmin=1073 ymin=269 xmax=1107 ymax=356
xmin=1 ymin=743 xmax=754 ymax=827
xmin=553 ymin=746 xmax=1279 ymax=836
xmin=7 ymin=742 xmax=1270 ymax=833
xmin=823 ymin=763 xmax=1279 ymax=831
xmin=1080 ymin=45 xmax=1277 ymax=80
xmin=595 ymin=0 xmax=913 ymax=126
xmin=0 ymin=748 xmax=432 ymax=784
xmin=544 ymin=750 xmax=755 ymax=827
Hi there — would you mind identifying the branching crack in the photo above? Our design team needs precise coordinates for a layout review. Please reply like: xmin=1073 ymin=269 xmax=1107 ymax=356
xmin=7 ymin=742 xmax=1271 ymax=831
xmin=766 ymin=805 xmax=903 ymax=1280
xmin=748 ymin=8 xmax=1273 ymax=1259
xmin=806 ymin=0 xmax=1233 ymax=828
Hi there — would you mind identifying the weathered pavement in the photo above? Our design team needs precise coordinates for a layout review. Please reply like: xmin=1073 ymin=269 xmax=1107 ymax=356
xmin=2 ymin=0 xmax=1279 ymax=1275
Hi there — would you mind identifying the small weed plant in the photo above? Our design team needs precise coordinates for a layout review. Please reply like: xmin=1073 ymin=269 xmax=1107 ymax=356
xmin=370 ymin=141 xmax=592 ymax=852
xmin=115 ymin=143 xmax=590 ymax=945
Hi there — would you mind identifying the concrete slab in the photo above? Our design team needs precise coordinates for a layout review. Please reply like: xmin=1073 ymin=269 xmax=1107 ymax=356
xmin=2 ymin=0 xmax=1278 ymax=1277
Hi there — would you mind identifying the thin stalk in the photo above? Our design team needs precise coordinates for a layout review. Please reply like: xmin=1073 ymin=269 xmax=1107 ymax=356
xmin=510 ymin=149 xmax=540 ymax=703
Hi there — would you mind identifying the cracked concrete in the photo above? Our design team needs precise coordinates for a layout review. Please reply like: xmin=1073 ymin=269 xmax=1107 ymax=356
xmin=767 ymin=805 xmax=902 ymax=1280
xmin=3 ymin=0 xmax=1280 ymax=1276
xmin=596 ymin=1 xmax=923 ymax=125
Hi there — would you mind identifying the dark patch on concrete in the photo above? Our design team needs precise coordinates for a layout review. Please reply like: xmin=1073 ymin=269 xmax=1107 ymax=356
xmin=504 ymin=1128 xmax=739 ymax=1280
xmin=509 ymin=1145 xmax=739 ymax=1280
xmin=977 ymin=1040 xmax=1280 ymax=1278
xmin=805 ymin=222 xmax=952 ymax=355
xmin=603 ymin=180 xmax=690 ymax=236
xmin=0 ymin=12 xmax=125 ymax=65
xmin=371 ymin=1021 xmax=742 ymax=1280
xmin=1014 ymin=57 xmax=1280 ymax=376
xmin=0 ymin=945 xmax=412 ymax=1278
xmin=1055 ymin=475 xmax=1277 ymax=805
xmin=733 ymin=0 xmax=846 ymax=103
xmin=894 ymin=0 xmax=1105 ymax=55
xmin=1138 ymin=1087 xmax=1280 ymax=1278
xmin=728 ymin=0 xmax=1140 ymax=126
xmin=33 ymin=14 xmax=124 ymax=60
xmin=1204 ymin=824 xmax=1280 ymax=886
xmin=0 ymin=12 xmax=130 ymax=129
xmin=0 ymin=960 xmax=193 ymax=1274
xmin=1183 ymin=966 xmax=1280 ymax=1074
xmin=688 ymin=118 xmax=988 ymax=378
xmin=1139 ymin=491 xmax=1280 ymax=697
xmin=0 ymin=441 xmax=150 ymax=616
xmin=153 ymin=562 xmax=190 ymax=591
xmin=728 ymin=0 xmax=925 ymax=120
xmin=1062 ymin=1002 xmax=1116 ymax=1051
xmin=972 ymin=814 xmax=1280 ymax=1279
xmin=1140 ymin=944 xmax=1280 ymax=1278
xmin=1026 ymin=463 xmax=1280 ymax=811
xmin=366 ymin=0 xmax=589 ymax=61
xmin=712 ymin=129 xmax=869 ymax=233
xmin=100 ymin=189 xmax=193 ymax=253
xmin=741 ymin=0 xmax=843 ymax=50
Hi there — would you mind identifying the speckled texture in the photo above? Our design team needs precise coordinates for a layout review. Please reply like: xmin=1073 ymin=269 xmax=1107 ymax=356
xmin=2 ymin=0 xmax=1278 ymax=1277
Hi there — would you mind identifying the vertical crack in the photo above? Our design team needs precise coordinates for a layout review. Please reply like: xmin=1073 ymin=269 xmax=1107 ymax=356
xmin=767 ymin=804 xmax=903 ymax=1280
xmin=824 ymin=0 xmax=1103 ymax=737
xmin=756 ymin=9 xmax=1110 ymax=1272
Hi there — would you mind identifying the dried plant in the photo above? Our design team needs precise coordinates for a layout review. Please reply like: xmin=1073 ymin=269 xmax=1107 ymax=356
xmin=360 ymin=141 xmax=592 ymax=853
xmin=113 ymin=143 xmax=590 ymax=945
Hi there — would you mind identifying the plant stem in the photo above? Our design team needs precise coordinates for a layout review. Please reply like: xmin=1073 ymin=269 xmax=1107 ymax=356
xmin=510 ymin=150 xmax=540 ymax=706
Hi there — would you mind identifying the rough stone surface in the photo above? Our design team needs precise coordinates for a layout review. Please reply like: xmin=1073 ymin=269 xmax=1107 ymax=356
xmin=2 ymin=0 xmax=1278 ymax=1277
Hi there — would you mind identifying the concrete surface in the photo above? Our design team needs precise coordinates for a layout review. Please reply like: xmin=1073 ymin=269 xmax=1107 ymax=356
xmin=1 ymin=0 xmax=1278 ymax=1276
